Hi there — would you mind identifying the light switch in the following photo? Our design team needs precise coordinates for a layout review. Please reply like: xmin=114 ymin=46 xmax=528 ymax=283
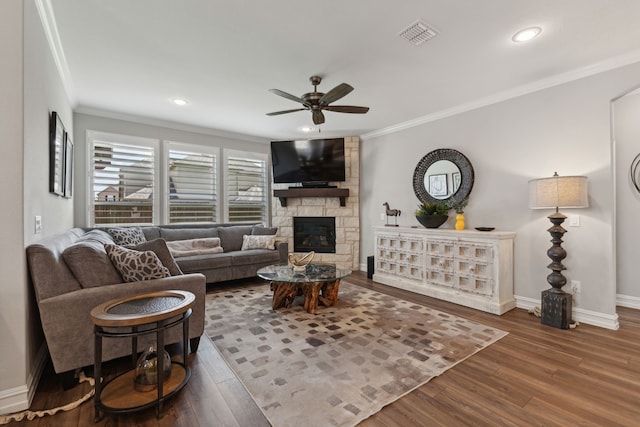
xmin=569 ymin=215 xmax=580 ymax=227
xmin=35 ymin=215 xmax=42 ymax=234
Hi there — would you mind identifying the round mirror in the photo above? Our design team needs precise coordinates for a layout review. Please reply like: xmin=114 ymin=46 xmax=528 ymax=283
xmin=413 ymin=148 xmax=474 ymax=206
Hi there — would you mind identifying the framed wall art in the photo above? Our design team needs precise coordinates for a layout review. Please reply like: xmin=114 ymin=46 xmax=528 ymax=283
xmin=452 ymin=172 xmax=461 ymax=193
xmin=49 ymin=111 xmax=65 ymax=196
xmin=428 ymin=174 xmax=448 ymax=197
xmin=64 ymin=132 xmax=73 ymax=198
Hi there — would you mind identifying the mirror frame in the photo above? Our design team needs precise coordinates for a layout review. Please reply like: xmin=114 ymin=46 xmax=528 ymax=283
xmin=413 ymin=148 xmax=474 ymax=206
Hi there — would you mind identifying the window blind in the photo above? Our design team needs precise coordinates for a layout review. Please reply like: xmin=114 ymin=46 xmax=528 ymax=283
xmin=92 ymin=140 xmax=155 ymax=225
xmin=168 ymin=148 xmax=216 ymax=223
xmin=226 ymin=155 xmax=267 ymax=223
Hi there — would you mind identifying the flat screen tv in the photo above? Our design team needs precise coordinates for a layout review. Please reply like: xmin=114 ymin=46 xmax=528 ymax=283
xmin=271 ymin=138 xmax=346 ymax=186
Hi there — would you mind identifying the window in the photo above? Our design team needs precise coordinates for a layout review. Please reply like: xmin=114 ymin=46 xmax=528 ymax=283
xmin=167 ymin=143 xmax=217 ymax=224
xmin=89 ymin=132 xmax=158 ymax=226
xmin=224 ymin=150 xmax=268 ymax=224
xmin=88 ymin=132 xmax=269 ymax=226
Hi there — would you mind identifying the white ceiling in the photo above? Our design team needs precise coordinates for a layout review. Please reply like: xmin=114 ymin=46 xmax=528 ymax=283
xmin=48 ymin=0 xmax=640 ymax=141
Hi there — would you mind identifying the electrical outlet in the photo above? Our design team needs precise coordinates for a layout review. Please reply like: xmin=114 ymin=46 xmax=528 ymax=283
xmin=34 ymin=215 xmax=42 ymax=234
xmin=570 ymin=280 xmax=581 ymax=294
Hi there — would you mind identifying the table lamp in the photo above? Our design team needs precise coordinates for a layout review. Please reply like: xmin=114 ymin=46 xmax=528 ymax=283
xmin=528 ymin=172 xmax=588 ymax=329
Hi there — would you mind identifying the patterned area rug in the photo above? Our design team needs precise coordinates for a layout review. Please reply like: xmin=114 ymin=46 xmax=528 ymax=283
xmin=204 ymin=281 xmax=507 ymax=427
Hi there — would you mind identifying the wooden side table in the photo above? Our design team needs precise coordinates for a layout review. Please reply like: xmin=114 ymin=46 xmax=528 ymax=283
xmin=90 ymin=290 xmax=195 ymax=421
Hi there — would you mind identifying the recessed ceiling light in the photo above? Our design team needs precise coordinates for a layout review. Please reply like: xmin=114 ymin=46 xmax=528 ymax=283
xmin=300 ymin=126 xmax=313 ymax=133
xmin=512 ymin=27 xmax=541 ymax=43
xmin=172 ymin=98 xmax=189 ymax=106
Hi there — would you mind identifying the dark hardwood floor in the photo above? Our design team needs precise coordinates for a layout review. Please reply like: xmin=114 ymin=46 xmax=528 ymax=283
xmin=7 ymin=272 xmax=640 ymax=426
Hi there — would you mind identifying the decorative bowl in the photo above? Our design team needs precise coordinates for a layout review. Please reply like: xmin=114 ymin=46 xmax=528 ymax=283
xmin=475 ymin=227 xmax=495 ymax=232
xmin=415 ymin=215 xmax=448 ymax=229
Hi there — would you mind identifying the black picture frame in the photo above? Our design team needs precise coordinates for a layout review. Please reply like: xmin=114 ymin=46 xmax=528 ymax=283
xmin=49 ymin=111 xmax=65 ymax=196
xmin=64 ymin=132 xmax=73 ymax=198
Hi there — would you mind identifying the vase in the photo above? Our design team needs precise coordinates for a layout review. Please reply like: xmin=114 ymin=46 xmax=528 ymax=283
xmin=455 ymin=213 xmax=465 ymax=230
xmin=134 ymin=344 xmax=171 ymax=392
xmin=415 ymin=215 xmax=448 ymax=229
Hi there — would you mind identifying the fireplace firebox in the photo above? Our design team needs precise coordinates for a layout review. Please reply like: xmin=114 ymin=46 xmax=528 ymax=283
xmin=293 ymin=217 xmax=336 ymax=253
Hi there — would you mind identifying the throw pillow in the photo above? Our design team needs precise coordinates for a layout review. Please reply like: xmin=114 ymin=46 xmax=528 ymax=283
xmin=130 ymin=239 xmax=183 ymax=276
xmin=63 ymin=240 xmax=123 ymax=288
xmin=241 ymin=234 xmax=276 ymax=251
xmin=104 ymin=244 xmax=170 ymax=282
xmin=107 ymin=227 xmax=147 ymax=246
xmin=218 ymin=225 xmax=253 ymax=252
xmin=252 ymin=225 xmax=278 ymax=236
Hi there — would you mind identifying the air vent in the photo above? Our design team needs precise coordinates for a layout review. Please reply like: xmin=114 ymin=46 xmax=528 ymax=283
xmin=398 ymin=20 xmax=438 ymax=46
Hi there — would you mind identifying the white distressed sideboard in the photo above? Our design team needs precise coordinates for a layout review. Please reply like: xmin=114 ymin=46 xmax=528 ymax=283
xmin=373 ymin=226 xmax=516 ymax=315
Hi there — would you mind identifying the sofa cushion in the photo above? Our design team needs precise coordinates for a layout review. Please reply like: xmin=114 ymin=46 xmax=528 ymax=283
xmin=62 ymin=230 xmax=123 ymax=288
xmin=252 ymin=225 xmax=278 ymax=235
xmin=130 ymin=239 xmax=183 ymax=276
xmin=160 ymin=227 xmax=218 ymax=242
xmin=105 ymin=244 xmax=170 ymax=282
xmin=142 ymin=227 xmax=161 ymax=241
xmin=230 ymin=249 xmax=281 ymax=266
xmin=241 ymin=234 xmax=276 ymax=250
xmin=217 ymin=225 xmax=253 ymax=252
xmin=108 ymin=227 xmax=147 ymax=246
xmin=175 ymin=253 xmax=233 ymax=273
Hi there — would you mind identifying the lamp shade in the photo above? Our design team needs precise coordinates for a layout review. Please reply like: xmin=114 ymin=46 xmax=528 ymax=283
xmin=528 ymin=174 xmax=589 ymax=209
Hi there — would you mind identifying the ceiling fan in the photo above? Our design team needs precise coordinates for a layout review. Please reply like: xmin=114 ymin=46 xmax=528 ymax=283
xmin=266 ymin=75 xmax=369 ymax=125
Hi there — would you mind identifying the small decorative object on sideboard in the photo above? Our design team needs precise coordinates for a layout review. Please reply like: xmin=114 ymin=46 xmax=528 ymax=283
xmin=415 ymin=201 xmax=449 ymax=228
xmin=383 ymin=202 xmax=401 ymax=227
xmin=450 ymin=197 xmax=468 ymax=231
xmin=288 ymin=251 xmax=315 ymax=272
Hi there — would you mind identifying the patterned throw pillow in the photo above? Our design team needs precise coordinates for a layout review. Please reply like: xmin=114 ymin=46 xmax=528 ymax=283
xmin=104 ymin=244 xmax=170 ymax=282
xmin=240 ymin=234 xmax=276 ymax=250
xmin=107 ymin=227 xmax=147 ymax=246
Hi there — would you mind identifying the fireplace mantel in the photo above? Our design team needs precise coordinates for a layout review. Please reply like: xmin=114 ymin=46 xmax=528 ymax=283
xmin=274 ymin=188 xmax=350 ymax=207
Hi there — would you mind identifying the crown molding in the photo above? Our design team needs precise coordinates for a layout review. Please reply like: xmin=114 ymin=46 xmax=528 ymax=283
xmin=75 ymin=106 xmax=270 ymax=144
xmin=35 ymin=0 xmax=75 ymax=105
xmin=362 ymin=49 xmax=640 ymax=140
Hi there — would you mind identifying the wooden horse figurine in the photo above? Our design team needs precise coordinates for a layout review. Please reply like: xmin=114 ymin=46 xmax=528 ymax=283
xmin=383 ymin=202 xmax=401 ymax=227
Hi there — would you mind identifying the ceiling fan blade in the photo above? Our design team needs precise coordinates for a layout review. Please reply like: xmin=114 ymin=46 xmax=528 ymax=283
xmin=323 ymin=105 xmax=370 ymax=114
xmin=319 ymin=83 xmax=353 ymax=106
xmin=266 ymin=108 xmax=307 ymax=116
xmin=268 ymin=89 xmax=305 ymax=104
xmin=312 ymin=110 xmax=325 ymax=125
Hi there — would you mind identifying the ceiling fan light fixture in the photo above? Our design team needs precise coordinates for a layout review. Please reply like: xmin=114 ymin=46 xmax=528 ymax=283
xmin=398 ymin=20 xmax=438 ymax=46
xmin=512 ymin=27 xmax=542 ymax=43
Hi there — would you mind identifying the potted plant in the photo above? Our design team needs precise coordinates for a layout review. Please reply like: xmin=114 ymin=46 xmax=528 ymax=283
xmin=450 ymin=198 xmax=469 ymax=230
xmin=415 ymin=201 xmax=449 ymax=228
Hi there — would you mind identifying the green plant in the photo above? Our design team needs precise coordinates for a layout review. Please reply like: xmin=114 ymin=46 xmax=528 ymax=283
xmin=450 ymin=197 xmax=469 ymax=214
xmin=415 ymin=201 xmax=449 ymax=216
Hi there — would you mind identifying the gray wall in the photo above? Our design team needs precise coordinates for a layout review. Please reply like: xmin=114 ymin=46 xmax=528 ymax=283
xmin=361 ymin=62 xmax=640 ymax=325
xmin=613 ymin=91 xmax=640 ymax=299
xmin=1 ymin=0 xmax=74 ymax=413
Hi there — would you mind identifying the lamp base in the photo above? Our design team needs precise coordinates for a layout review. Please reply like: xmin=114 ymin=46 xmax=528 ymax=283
xmin=541 ymin=289 xmax=572 ymax=329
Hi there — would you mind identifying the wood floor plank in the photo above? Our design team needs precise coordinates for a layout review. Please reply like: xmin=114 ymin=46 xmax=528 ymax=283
xmin=7 ymin=272 xmax=640 ymax=426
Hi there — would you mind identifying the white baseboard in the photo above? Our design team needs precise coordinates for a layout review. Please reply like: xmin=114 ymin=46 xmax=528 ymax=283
xmin=616 ymin=293 xmax=640 ymax=309
xmin=0 ymin=344 xmax=48 ymax=415
xmin=515 ymin=295 xmax=620 ymax=330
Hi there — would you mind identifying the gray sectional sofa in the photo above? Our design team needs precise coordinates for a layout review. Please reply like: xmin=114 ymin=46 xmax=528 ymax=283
xmin=26 ymin=223 xmax=287 ymax=382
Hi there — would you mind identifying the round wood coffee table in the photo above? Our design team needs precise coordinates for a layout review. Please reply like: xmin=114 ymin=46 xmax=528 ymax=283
xmin=90 ymin=290 xmax=195 ymax=420
xmin=257 ymin=263 xmax=352 ymax=314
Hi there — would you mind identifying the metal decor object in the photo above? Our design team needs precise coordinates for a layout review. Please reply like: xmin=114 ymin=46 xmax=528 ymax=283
xmin=631 ymin=153 xmax=640 ymax=194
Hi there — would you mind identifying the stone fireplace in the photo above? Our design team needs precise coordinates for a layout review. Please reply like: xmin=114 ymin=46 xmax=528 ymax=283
xmin=272 ymin=136 xmax=360 ymax=270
